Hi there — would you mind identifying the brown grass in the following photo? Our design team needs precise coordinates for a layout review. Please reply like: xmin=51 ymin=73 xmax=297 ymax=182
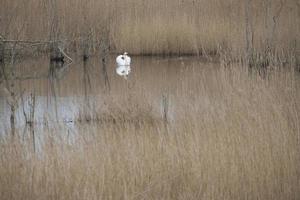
xmin=0 ymin=62 xmax=299 ymax=199
xmin=0 ymin=0 xmax=299 ymax=57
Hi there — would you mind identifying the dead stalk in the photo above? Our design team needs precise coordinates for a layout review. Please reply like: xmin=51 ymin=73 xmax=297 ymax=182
xmin=245 ymin=0 xmax=254 ymax=66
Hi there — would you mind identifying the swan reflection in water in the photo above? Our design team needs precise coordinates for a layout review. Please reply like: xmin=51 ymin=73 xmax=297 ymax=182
xmin=116 ymin=52 xmax=131 ymax=79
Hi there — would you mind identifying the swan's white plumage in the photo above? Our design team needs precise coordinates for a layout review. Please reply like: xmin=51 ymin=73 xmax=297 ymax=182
xmin=116 ymin=52 xmax=131 ymax=78
xmin=116 ymin=52 xmax=131 ymax=66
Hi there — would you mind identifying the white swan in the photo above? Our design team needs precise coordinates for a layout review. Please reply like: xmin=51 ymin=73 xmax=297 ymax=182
xmin=116 ymin=52 xmax=131 ymax=78
xmin=116 ymin=52 xmax=131 ymax=66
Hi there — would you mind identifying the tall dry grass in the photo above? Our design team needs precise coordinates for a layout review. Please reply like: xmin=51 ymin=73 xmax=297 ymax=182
xmin=0 ymin=62 xmax=299 ymax=199
xmin=0 ymin=0 xmax=299 ymax=57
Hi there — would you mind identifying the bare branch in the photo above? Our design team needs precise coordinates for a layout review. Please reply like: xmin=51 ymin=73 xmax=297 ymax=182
xmin=58 ymin=46 xmax=73 ymax=63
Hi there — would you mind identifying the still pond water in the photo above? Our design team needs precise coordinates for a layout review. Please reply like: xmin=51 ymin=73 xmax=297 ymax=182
xmin=0 ymin=55 xmax=299 ymax=141
xmin=0 ymin=56 xmax=218 ymax=132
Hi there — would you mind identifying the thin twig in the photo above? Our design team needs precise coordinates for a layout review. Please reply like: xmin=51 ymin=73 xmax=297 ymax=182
xmin=58 ymin=46 xmax=73 ymax=62
xmin=2 ymin=40 xmax=54 ymax=44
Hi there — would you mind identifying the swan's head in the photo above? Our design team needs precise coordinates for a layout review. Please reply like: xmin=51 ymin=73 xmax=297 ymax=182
xmin=124 ymin=52 xmax=128 ymax=55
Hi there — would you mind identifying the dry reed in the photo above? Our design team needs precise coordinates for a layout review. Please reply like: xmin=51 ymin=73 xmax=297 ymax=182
xmin=0 ymin=62 xmax=299 ymax=199
xmin=0 ymin=0 xmax=299 ymax=58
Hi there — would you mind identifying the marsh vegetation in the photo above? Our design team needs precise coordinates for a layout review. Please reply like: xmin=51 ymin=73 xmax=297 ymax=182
xmin=0 ymin=0 xmax=300 ymax=199
xmin=0 ymin=56 xmax=299 ymax=199
xmin=1 ymin=0 xmax=299 ymax=58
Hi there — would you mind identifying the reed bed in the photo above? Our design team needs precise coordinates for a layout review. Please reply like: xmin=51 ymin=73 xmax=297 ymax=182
xmin=0 ymin=0 xmax=299 ymax=57
xmin=0 ymin=62 xmax=299 ymax=199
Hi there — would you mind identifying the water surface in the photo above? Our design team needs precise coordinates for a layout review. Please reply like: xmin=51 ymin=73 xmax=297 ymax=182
xmin=1 ymin=55 xmax=299 ymax=143
xmin=0 ymin=56 xmax=217 ymax=133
